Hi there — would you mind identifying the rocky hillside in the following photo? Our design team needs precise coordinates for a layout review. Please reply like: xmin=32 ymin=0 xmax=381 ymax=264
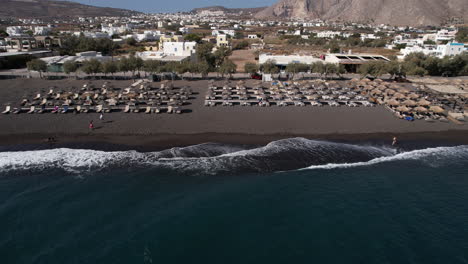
xmin=256 ymin=0 xmax=468 ymax=26
xmin=0 ymin=0 xmax=140 ymax=18
xmin=191 ymin=6 xmax=267 ymax=15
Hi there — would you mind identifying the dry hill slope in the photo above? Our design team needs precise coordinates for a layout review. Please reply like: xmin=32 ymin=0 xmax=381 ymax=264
xmin=256 ymin=0 xmax=468 ymax=26
xmin=0 ymin=0 xmax=140 ymax=18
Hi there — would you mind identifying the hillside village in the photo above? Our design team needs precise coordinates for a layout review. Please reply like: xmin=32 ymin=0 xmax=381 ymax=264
xmin=0 ymin=7 xmax=466 ymax=79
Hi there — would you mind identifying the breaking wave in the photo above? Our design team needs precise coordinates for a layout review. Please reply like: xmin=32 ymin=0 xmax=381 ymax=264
xmin=303 ymin=145 xmax=468 ymax=170
xmin=0 ymin=138 xmax=466 ymax=175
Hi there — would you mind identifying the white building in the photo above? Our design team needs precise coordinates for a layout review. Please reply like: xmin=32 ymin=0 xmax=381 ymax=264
xmin=436 ymin=42 xmax=466 ymax=57
xmin=360 ymin=33 xmax=380 ymax=41
xmin=136 ymin=41 xmax=197 ymax=62
xmin=212 ymin=29 xmax=235 ymax=37
xmin=6 ymin=26 xmax=23 ymax=37
xmin=259 ymin=54 xmax=322 ymax=66
xmin=34 ymin=26 xmax=51 ymax=36
xmin=316 ymin=31 xmax=351 ymax=39
xmin=436 ymin=29 xmax=457 ymax=42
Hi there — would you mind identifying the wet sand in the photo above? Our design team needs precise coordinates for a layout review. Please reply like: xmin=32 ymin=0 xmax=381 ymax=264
xmin=0 ymin=78 xmax=467 ymax=149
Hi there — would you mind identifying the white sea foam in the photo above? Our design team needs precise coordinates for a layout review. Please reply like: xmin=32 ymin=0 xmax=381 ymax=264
xmin=302 ymin=145 xmax=468 ymax=170
xmin=0 ymin=139 xmax=465 ymax=174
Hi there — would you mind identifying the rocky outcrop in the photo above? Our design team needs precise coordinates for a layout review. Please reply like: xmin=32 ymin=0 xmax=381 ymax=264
xmin=256 ymin=0 xmax=468 ymax=26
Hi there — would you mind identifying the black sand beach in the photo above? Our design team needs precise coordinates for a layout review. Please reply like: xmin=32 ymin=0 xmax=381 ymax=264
xmin=0 ymin=78 xmax=467 ymax=149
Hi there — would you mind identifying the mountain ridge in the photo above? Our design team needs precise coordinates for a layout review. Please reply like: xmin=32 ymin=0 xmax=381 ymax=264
xmin=0 ymin=0 xmax=141 ymax=18
xmin=256 ymin=0 xmax=468 ymax=26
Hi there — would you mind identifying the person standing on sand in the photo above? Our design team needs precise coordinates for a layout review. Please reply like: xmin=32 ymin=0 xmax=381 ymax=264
xmin=392 ymin=136 xmax=398 ymax=146
xmin=89 ymin=120 xmax=94 ymax=131
xmin=99 ymin=113 xmax=104 ymax=121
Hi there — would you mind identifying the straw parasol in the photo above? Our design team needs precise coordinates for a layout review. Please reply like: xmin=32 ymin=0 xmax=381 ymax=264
xmin=371 ymin=89 xmax=382 ymax=95
xmin=418 ymin=99 xmax=431 ymax=106
xmin=393 ymin=93 xmax=405 ymax=99
xmin=402 ymin=99 xmax=417 ymax=106
xmin=399 ymin=88 xmax=411 ymax=94
xmin=385 ymin=89 xmax=396 ymax=95
xmin=387 ymin=99 xmax=400 ymax=106
xmin=396 ymin=106 xmax=410 ymax=112
xmin=414 ymin=106 xmax=428 ymax=113
xmin=429 ymin=106 xmax=445 ymax=113
xmin=408 ymin=93 xmax=419 ymax=99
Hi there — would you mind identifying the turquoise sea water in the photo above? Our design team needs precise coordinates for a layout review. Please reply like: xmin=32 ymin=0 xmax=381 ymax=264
xmin=1 ymin=139 xmax=468 ymax=264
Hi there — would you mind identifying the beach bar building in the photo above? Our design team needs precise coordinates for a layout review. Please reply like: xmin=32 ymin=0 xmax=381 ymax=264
xmin=325 ymin=53 xmax=390 ymax=73
xmin=259 ymin=54 xmax=322 ymax=71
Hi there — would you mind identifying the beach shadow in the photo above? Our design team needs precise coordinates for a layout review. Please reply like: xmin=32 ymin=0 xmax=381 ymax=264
xmin=103 ymin=120 xmax=114 ymax=124
xmin=181 ymin=109 xmax=192 ymax=114
xmin=93 ymin=126 xmax=104 ymax=130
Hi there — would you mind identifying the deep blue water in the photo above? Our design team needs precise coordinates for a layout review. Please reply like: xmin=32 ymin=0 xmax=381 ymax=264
xmin=1 ymin=139 xmax=468 ymax=264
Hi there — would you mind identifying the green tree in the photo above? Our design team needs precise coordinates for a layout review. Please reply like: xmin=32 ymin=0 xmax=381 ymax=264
xmin=62 ymin=61 xmax=78 ymax=78
xmin=386 ymin=60 xmax=407 ymax=79
xmin=197 ymin=61 xmax=211 ymax=78
xmin=358 ymin=61 xmax=387 ymax=79
xmin=184 ymin=33 xmax=202 ymax=43
xmin=455 ymin=27 xmax=468 ymax=43
xmin=213 ymin=46 xmax=233 ymax=67
xmin=125 ymin=37 xmax=137 ymax=46
xmin=285 ymin=63 xmax=309 ymax=79
xmin=102 ymin=60 xmax=118 ymax=77
xmin=26 ymin=59 xmax=47 ymax=78
xmin=233 ymin=40 xmax=249 ymax=50
xmin=196 ymin=42 xmax=215 ymax=66
xmin=234 ymin=32 xmax=244 ymax=39
xmin=80 ymin=59 xmax=102 ymax=76
xmin=244 ymin=62 xmax=259 ymax=74
xmin=218 ymin=59 xmax=237 ymax=79
xmin=143 ymin=60 xmax=162 ymax=75
xmin=310 ymin=62 xmax=326 ymax=77
xmin=260 ymin=60 xmax=279 ymax=74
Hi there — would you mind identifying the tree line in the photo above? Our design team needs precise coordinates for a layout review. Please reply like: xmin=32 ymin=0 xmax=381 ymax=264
xmin=358 ymin=52 xmax=468 ymax=78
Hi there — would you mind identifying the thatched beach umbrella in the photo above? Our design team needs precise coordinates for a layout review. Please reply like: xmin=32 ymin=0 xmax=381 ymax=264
xmin=393 ymin=93 xmax=406 ymax=99
xmin=403 ymin=99 xmax=417 ymax=106
xmin=387 ymin=99 xmax=400 ymax=106
xmin=408 ymin=93 xmax=420 ymax=99
xmin=414 ymin=106 xmax=428 ymax=113
xmin=385 ymin=89 xmax=396 ymax=95
xmin=371 ymin=89 xmax=382 ymax=95
xmin=430 ymin=106 xmax=445 ymax=113
xmin=399 ymin=88 xmax=411 ymax=94
xmin=418 ymin=99 xmax=431 ymax=106
xmin=396 ymin=106 xmax=410 ymax=112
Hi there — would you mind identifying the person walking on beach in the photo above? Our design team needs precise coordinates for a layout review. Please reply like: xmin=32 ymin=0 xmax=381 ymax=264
xmin=89 ymin=120 xmax=94 ymax=132
xmin=99 ymin=113 xmax=104 ymax=121
xmin=392 ymin=136 xmax=398 ymax=146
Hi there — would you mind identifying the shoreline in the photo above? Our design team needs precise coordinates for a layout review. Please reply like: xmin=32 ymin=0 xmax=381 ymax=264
xmin=0 ymin=130 xmax=467 ymax=152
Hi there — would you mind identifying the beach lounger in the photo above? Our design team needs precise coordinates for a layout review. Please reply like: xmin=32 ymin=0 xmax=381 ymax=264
xmin=174 ymin=107 xmax=182 ymax=114
xmin=51 ymin=106 xmax=59 ymax=114
xmin=133 ymin=107 xmax=140 ymax=113
xmin=95 ymin=105 xmax=103 ymax=113
xmin=33 ymin=94 xmax=41 ymax=100
xmin=167 ymin=106 xmax=173 ymax=114
xmin=1 ymin=106 xmax=11 ymax=114
xmin=61 ymin=105 xmax=69 ymax=114
xmin=12 ymin=108 xmax=21 ymax=114
xmin=27 ymin=106 xmax=35 ymax=114
xmin=123 ymin=105 xmax=130 ymax=113
xmin=76 ymin=106 xmax=82 ymax=113
xmin=82 ymin=107 xmax=89 ymax=113
xmin=144 ymin=106 xmax=151 ymax=114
